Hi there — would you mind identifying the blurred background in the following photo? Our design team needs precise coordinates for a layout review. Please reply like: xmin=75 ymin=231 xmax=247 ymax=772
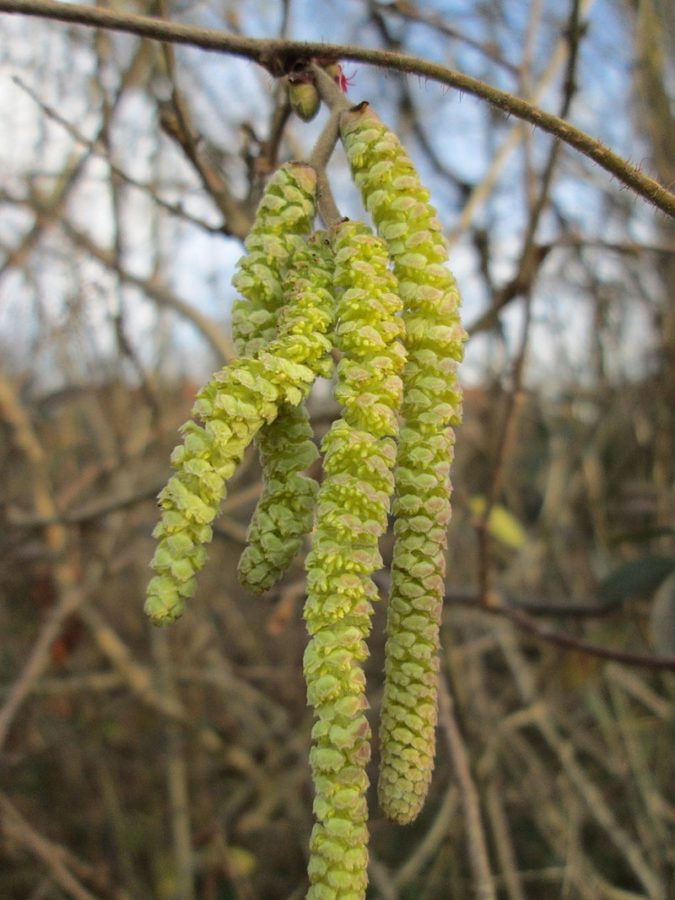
xmin=0 ymin=1 xmax=673 ymax=897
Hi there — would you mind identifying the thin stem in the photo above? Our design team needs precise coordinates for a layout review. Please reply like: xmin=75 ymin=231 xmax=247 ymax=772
xmin=307 ymin=78 xmax=347 ymax=228
xmin=438 ymin=675 xmax=496 ymax=900
xmin=311 ymin=62 xmax=351 ymax=112
xmin=1 ymin=0 xmax=673 ymax=217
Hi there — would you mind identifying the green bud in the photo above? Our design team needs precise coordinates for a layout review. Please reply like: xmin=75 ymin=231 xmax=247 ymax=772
xmin=288 ymin=78 xmax=321 ymax=122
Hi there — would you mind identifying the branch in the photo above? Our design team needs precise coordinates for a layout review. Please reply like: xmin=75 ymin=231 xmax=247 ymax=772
xmin=472 ymin=593 xmax=675 ymax=672
xmin=437 ymin=586 xmax=675 ymax=670
xmin=61 ymin=220 xmax=235 ymax=363
xmin=0 ymin=794 xmax=101 ymax=900
xmin=1 ymin=0 xmax=674 ymax=218
xmin=438 ymin=676 xmax=496 ymax=900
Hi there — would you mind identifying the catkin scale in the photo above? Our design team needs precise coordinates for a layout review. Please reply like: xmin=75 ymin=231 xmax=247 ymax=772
xmin=340 ymin=103 xmax=465 ymax=825
xmin=303 ymin=221 xmax=406 ymax=899
xmin=145 ymin=236 xmax=335 ymax=626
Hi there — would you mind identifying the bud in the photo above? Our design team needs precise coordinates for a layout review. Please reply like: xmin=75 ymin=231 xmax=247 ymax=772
xmin=287 ymin=78 xmax=321 ymax=122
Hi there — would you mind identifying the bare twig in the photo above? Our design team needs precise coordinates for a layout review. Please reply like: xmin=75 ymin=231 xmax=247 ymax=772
xmin=497 ymin=627 xmax=667 ymax=898
xmin=0 ymin=374 xmax=93 ymax=749
xmin=61 ymin=220 xmax=235 ymax=362
xmin=12 ymin=75 xmax=224 ymax=234
xmin=152 ymin=630 xmax=196 ymax=900
xmin=447 ymin=0 xmax=596 ymax=250
xmin=501 ymin=603 xmax=675 ymax=672
xmin=485 ymin=780 xmax=526 ymax=900
xmin=0 ymin=793 xmax=101 ymax=900
xmin=369 ymin=0 xmax=519 ymax=76
xmin=392 ymin=784 xmax=459 ymax=888
xmin=438 ymin=675 xmax=496 ymax=900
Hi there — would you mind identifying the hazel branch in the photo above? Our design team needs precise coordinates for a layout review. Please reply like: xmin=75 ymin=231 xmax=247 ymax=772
xmin=1 ymin=0 xmax=674 ymax=217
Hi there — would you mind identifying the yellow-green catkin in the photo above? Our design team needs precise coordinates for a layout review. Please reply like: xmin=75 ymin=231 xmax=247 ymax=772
xmin=231 ymin=162 xmax=323 ymax=593
xmin=145 ymin=236 xmax=334 ymax=626
xmin=340 ymin=103 xmax=465 ymax=824
xmin=303 ymin=221 xmax=406 ymax=899
xmin=231 ymin=162 xmax=317 ymax=357
xmin=237 ymin=403 xmax=319 ymax=592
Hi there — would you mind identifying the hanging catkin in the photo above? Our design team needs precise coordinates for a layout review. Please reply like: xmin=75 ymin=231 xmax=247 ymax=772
xmin=229 ymin=162 xmax=324 ymax=594
xmin=340 ymin=103 xmax=465 ymax=824
xmin=304 ymin=221 xmax=406 ymax=899
xmin=145 ymin=234 xmax=335 ymax=625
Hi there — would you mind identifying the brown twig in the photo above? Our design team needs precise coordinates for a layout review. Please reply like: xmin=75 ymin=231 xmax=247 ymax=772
xmin=152 ymin=630 xmax=196 ymax=900
xmin=12 ymin=75 xmax=224 ymax=234
xmin=438 ymin=674 xmax=496 ymax=900
xmin=0 ymin=0 xmax=673 ymax=217
xmin=306 ymin=65 xmax=352 ymax=228
xmin=485 ymin=780 xmax=526 ymax=900
xmin=61 ymin=219 xmax=235 ymax=362
xmin=0 ymin=794 xmax=102 ymax=900
xmin=369 ymin=0 xmax=519 ymax=76
xmin=497 ymin=629 xmax=666 ymax=897
xmin=392 ymin=783 xmax=459 ymax=889
xmin=502 ymin=603 xmax=675 ymax=671
xmin=0 ymin=374 xmax=92 ymax=749
xmin=0 ymin=150 xmax=90 ymax=281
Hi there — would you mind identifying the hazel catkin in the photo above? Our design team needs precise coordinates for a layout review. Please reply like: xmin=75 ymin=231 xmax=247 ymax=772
xmin=237 ymin=402 xmax=319 ymax=592
xmin=340 ymin=103 xmax=465 ymax=825
xmin=145 ymin=235 xmax=335 ymax=626
xmin=304 ymin=221 xmax=406 ymax=899
xmin=230 ymin=162 xmax=324 ymax=594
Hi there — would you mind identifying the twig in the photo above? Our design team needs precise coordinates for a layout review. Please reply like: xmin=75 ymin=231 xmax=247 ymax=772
xmin=392 ymin=784 xmax=459 ymax=888
xmin=249 ymin=83 xmax=292 ymax=195
xmin=306 ymin=64 xmax=353 ymax=228
xmin=497 ymin=627 xmax=667 ymax=898
xmin=446 ymin=0 xmax=596 ymax=250
xmin=485 ymin=780 xmax=526 ymax=900
xmin=157 ymin=103 xmax=250 ymax=237
xmin=61 ymin=219 xmax=235 ymax=362
xmin=0 ymin=0 xmax=673 ymax=217
xmin=77 ymin=604 xmax=254 ymax=768
xmin=474 ymin=300 xmax=531 ymax=600
xmin=152 ymin=630 xmax=196 ymax=900
xmin=0 ymin=150 xmax=90 ymax=281
xmin=12 ymin=75 xmax=225 ymax=235
xmin=442 ymin=588 xmax=675 ymax=671
xmin=501 ymin=603 xmax=675 ymax=672
xmin=604 ymin=664 xmax=673 ymax=720
xmin=445 ymin=588 xmax=675 ymax=670
xmin=438 ymin=675 xmax=496 ymax=900
xmin=0 ymin=793 xmax=100 ymax=900
xmin=0 ymin=585 xmax=88 ymax=750
xmin=367 ymin=855 xmax=398 ymax=900
xmin=369 ymin=0 xmax=519 ymax=76
xmin=0 ymin=374 xmax=93 ymax=749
